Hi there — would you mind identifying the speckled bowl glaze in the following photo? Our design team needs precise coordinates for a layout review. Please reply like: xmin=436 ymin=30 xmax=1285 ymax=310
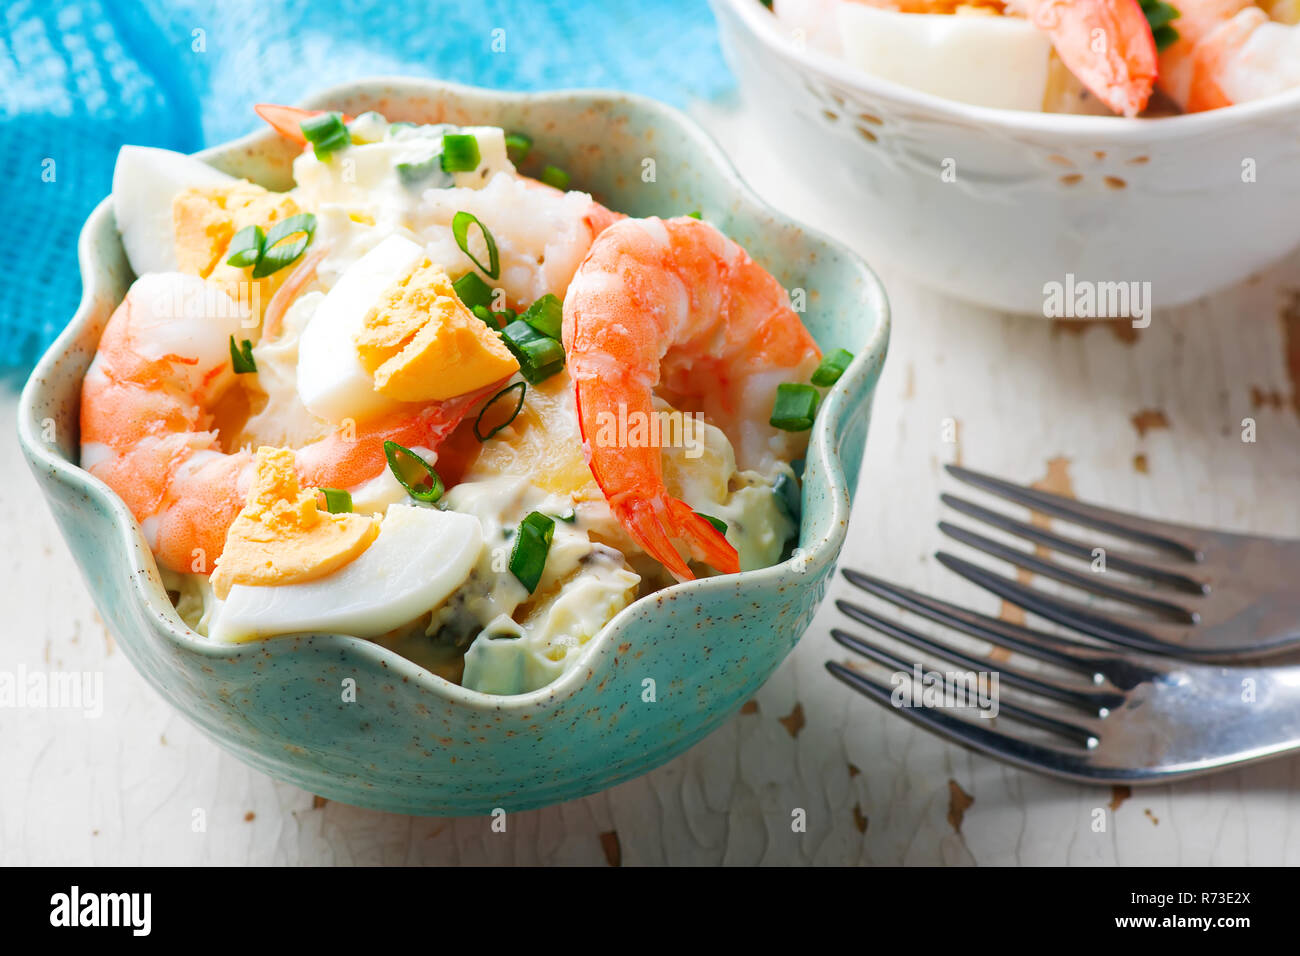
xmin=18 ymin=77 xmax=890 ymax=815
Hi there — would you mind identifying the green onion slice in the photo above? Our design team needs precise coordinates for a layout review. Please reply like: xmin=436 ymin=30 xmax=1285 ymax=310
xmin=509 ymin=511 xmax=555 ymax=593
xmin=519 ymin=293 xmax=563 ymax=340
xmin=770 ymin=383 xmax=820 ymax=431
xmin=452 ymin=271 xmax=494 ymax=312
xmin=474 ymin=382 xmax=527 ymax=441
xmin=383 ymin=440 xmax=443 ymax=503
xmin=300 ymin=111 xmax=350 ymax=158
xmin=451 ymin=210 xmax=500 ymax=279
xmin=318 ymin=488 xmax=353 ymax=513
xmin=556 ymin=509 xmax=577 ymax=524
xmin=504 ymin=132 xmax=532 ymax=165
xmin=501 ymin=319 xmax=565 ymax=384
xmin=1140 ymin=0 xmax=1181 ymax=51
xmin=229 ymin=336 xmax=256 ymax=374
xmin=472 ymin=304 xmax=500 ymax=329
xmin=696 ymin=512 xmax=728 ymax=535
xmin=252 ymin=213 xmax=317 ymax=279
xmin=397 ymin=153 xmax=451 ymax=188
xmin=226 ymin=225 xmax=264 ymax=268
xmin=686 ymin=210 xmax=702 ymax=220
xmin=440 ymin=133 xmax=481 ymax=173
xmin=540 ymin=165 xmax=570 ymax=191
xmin=810 ymin=347 xmax=854 ymax=387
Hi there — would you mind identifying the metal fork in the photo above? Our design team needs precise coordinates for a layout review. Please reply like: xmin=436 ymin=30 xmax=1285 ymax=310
xmin=935 ymin=465 xmax=1300 ymax=660
xmin=825 ymin=569 xmax=1300 ymax=784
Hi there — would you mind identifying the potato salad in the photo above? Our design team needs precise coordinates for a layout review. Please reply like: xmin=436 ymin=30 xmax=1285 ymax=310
xmin=84 ymin=104 xmax=847 ymax=695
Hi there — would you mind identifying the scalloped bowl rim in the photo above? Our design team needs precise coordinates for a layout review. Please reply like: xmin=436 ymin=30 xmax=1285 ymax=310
xmin=719 ymin=0 xmax=1300 ymax=141
xmin=18 ymin=77 xmax=890 ymax=716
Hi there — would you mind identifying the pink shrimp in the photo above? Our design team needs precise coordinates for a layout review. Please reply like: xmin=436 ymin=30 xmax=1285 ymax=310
xmin=254 ymin=104 xmax=352 ymax=145
xmin=1015 ymin=0 xmax=1158 ymax=115
xmin=562 ymin=216 xmax=822 ymax=582
xmin=1156 ymin=0 xmax=1300 ymax=112
xmin=261 ymin=245 xmax=329 ymax=341
xmin=850 ymin=0 xmax=1158 ymax=115
xmin=80 ymin=272 xmax=481 ymax=576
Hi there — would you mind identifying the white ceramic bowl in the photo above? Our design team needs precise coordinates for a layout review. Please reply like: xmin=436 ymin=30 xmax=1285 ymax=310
xmin=711 ymin=0 xmax=1300 ymax=315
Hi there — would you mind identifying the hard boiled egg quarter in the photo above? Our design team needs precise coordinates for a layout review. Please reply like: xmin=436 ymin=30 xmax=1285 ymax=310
xmin=775 ymin=1 xmax=1054 ymax=113
xmin=208 ymin=503 xmax=484 ymax=643
xmin=112 ymin=146 xmax=237 ymax=277
xmin=295 ymin=233 xmax=426 ymax=423
xmin=836 ymin=5 xmax=1052 ymax=112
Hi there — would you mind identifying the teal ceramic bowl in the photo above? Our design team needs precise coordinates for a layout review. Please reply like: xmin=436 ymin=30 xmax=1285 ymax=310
xmin=18 ymin=78 xmax=890 ymax=815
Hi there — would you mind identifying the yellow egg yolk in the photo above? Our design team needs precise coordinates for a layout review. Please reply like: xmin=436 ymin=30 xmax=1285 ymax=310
xmin=354 ymin=259 xmax=519 ymax=402
xmin=210 ymin=446 xmax=379 ymax=599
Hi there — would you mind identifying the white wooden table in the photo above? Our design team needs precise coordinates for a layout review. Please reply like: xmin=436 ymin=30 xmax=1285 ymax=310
xmin=4 ymin=97 xmax=1299 ymax=866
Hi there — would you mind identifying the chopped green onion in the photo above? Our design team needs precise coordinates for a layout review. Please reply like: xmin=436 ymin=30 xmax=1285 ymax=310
xmin=556 ymin=509 xmax=577 ymax=524
xmin=383 ymin=440 xmax=443 ymax=503
xmin=226 ymin=225 xmax=264 ymax=268
xmin=451 ymin=210 xmax=500 ymax=279
xmin=773 ymin=472 xmax=801 ymax=521
xmin=453 ymin=272 xmax=494 ymax=312
xmin=252 ymin=213 xmax=317 ymax=278
xmin=696 ymin=513 xmax=728 ymax=535
xmin=440 ymin=133 xmax=481 ymax=173
xmin=474 ymin=381 xmax=527 ymax=441
xmin=300 ymin=111 xmax=350 ymax=158
xmin=686 ymin=210 xmax=702 ymax=220
xmin=539 ymin=164 xmax=569 ymax=191
xmin=1140 ymin=0 xmax=1181 ymax=51
xmin=505 ymin=132 xmax=532 ymax=165
xmin=471 ymin=304 xmax=500 ymax=329
xmin=318 ymin=488 xmax=353 ymax=513
xmin=397 ymin=153 xmax=452 ymax=188
xmin=770 ymin=383 xmax=820 ymax=431
xmin=519 ymin=293 xmax=563 ymax=340
xmin=509 ymin=511 xmax=555 ymax=593
xmin=229 ymin=336 xmax=257 ymax=374
xmin=501 ymin=319 xmax=565 ymax=384
xmin=811 ymin=347 xmax=854 ymax=387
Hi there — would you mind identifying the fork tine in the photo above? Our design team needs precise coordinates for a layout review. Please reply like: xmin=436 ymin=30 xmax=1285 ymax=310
xmin=829 ymin=629 xmax=1100 ymax=745
xmin=939 ymin=521 xmax=1200 ymax=624
xmin=825 ymin=659 xmax=1097 ymax=775
xmin=937 ymin=551 xmax=1190 ymax=656
xmin=835 ymin=599 xmax=1118 ymax=714
xmin=841 ymin=568 xmax=1118 ymax=673
xmin=946 ymin=464 xmax=1207 ymax=560
xmin=940 ymin=493 xmax=1210 ymax=595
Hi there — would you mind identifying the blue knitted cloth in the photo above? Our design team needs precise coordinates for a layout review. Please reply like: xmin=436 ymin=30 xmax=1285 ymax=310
xmin=0 ymin=0 xmax=730 ymax=370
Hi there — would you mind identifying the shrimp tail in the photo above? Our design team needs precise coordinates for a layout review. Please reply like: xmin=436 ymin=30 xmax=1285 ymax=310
xmin=1028 ymin=0 xmax=1157 ymax=116
xmin=254 ymin=104 xmax=352 ymax=145
xmin=619 ymin=496 xmax=740 ymax=583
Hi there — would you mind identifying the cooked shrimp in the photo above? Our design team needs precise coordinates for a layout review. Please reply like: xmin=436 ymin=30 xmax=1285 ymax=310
xmin=81 ymin=272 xmax=481 ymax=575
xmin=1157 ymin=0 xmax=1300 ymax=111
xmin=851 ymin=0 xmax=1158 ymax=115
xmin=563 ymin=216 xmax=821 ymax=581
xmin=418 ymin=173 xmax=624 ymax=306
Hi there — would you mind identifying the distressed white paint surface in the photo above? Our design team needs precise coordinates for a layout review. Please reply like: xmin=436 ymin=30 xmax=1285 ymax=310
xmin=3 ymin=98 xmax=1299 ymax=865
